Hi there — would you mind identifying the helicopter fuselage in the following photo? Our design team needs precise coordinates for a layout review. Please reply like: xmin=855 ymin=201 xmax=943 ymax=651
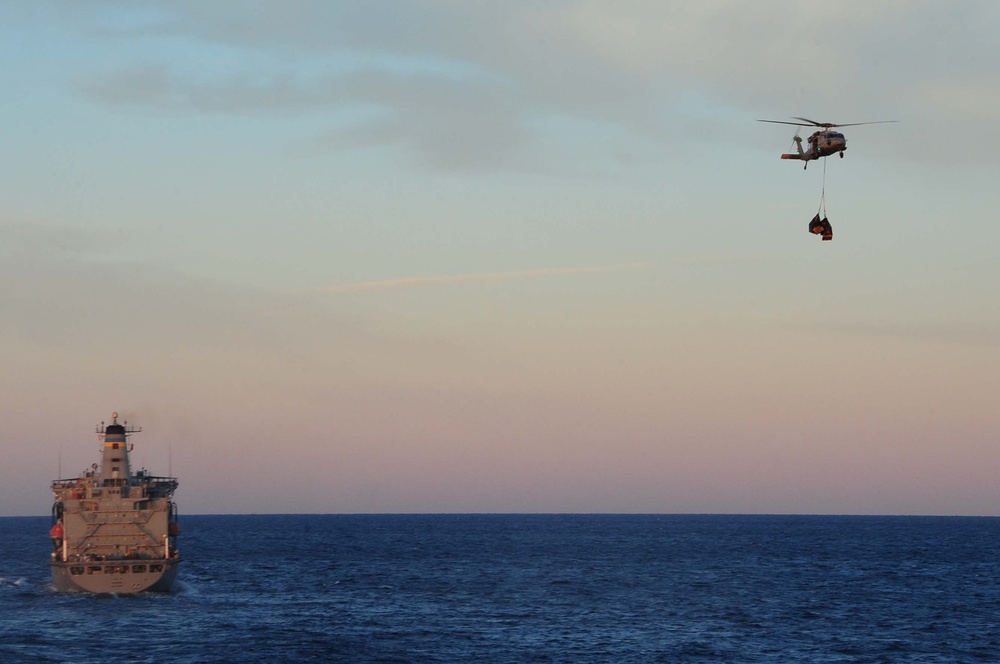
xmin=781 ymin=130 xmax=847 ymax=168
xmin=806 ymin=130 xmax=846 ymax=158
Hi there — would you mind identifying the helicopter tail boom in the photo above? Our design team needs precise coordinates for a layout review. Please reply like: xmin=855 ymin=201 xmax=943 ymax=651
xmin=780 ymin=134 xmax=806 ymax=162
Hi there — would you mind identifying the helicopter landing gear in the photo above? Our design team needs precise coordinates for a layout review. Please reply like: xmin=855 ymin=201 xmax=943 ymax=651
xmin=839 ymin=151 xmax=844 ymax=158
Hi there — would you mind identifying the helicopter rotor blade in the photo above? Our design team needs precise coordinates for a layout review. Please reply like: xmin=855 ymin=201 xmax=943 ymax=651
xmin=762 ymin=117 xmax=899 ymax=129
xmin=757 ymin=119 xmax=815 ymax=127
xmin=824 ymin=120 xmax=898 ymax=128
xmin=791 ymin=117 xmax=826 ymax=127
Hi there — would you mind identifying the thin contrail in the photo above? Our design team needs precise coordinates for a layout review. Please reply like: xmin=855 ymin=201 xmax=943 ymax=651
xmin=315 ymin=262 xmax=651 ymax=294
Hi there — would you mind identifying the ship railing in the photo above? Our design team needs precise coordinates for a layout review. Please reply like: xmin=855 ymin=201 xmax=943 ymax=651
xmin=57 ymin=552 xmax=177 ymax=564
xmin=137 ymin=478 xmax=179 ymax=497
xmin=141 ymin=476 xmax=179 ymax=484
xmin=51 ymin=476 xmax=176 ymax=487
xmin=52 ymin=476 xmax=178 ymax=493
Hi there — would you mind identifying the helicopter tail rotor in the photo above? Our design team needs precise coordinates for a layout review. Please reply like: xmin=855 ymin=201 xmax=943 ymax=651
xmin=789 ymin=128 xmax=801 ymax=151
xmin=779 ymin=129 xmax=806 ymax=163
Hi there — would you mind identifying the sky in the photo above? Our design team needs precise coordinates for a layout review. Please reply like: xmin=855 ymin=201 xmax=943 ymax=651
xmin=2 ymin=1 xmax=999 ymax=516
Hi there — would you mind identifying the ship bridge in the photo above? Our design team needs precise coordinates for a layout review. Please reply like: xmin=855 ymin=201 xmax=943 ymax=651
xmin=100 ymin=414 xmax=134 ymax=487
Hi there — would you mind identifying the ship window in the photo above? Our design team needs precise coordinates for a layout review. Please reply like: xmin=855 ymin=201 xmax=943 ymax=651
xmin=112 ymin=443 xmax=120 ymax=449
xmin=70 ymin=567 xmax=84 ymax=575
xmin=150 ymin=564 xmax=164 ymax=573
xmin=132 ymin=565 xmax=147 ymax=573
xmin=111 ymin=457 xmax=121 ymax=462
xmin=87 ymin=566 xmax=101 ymax=575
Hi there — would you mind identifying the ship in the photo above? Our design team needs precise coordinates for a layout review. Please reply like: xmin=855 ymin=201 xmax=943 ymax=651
xmin=49 ymin=413 xmax=181 ymax=593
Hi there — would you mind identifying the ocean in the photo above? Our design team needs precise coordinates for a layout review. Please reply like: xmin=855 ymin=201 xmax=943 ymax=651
xmin=2 ymin=514 xmax=999 ymax=662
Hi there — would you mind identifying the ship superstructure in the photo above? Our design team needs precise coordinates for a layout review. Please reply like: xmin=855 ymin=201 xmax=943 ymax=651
xmin=49 ymin=413 xmax=181 ymax=593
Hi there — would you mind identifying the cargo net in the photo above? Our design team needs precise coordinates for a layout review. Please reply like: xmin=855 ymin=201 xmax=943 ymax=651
xmin=808 ymin=157 xmax=833 ymax=241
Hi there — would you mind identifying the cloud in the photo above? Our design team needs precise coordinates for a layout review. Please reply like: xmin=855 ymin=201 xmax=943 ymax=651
xmin=79 ymin=63 xmax=529 ymax=171
xmin=0 ymin=220 xmax=123 ymax=259
xmin=0 ymin=222 xmax=355 ymax=358
xmin=314 ymin=262 xmax=651 ymax=294
xmin=65 ymin=1 xmax=1000 ymax=167
xmin=299 ymin=68 xmax=529 ymax=171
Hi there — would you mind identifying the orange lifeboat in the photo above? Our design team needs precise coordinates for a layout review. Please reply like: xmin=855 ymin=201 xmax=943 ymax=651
xmin=50 ymin=522 xmax=64 ymax=538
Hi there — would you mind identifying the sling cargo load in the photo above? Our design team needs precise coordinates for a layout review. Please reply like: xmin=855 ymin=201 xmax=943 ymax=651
xmin=49 ymin=413 xmax=181 ymax=593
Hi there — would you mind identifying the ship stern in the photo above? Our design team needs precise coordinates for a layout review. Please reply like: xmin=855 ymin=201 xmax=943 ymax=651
xmin=50 ymin=557 xmax=182 ymax=594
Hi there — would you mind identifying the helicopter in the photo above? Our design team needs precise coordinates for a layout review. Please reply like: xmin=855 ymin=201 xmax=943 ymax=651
xmin=757 ymin=117 xmax=896 ymax=169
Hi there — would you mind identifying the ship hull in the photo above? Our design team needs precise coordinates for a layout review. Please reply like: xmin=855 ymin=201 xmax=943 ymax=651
xmin=50 ymin=557 xmax=181 ymax=594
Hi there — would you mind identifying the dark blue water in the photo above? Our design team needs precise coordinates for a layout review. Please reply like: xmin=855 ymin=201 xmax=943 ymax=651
xmin=2 ymin=514 xmax=999 ymax=662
